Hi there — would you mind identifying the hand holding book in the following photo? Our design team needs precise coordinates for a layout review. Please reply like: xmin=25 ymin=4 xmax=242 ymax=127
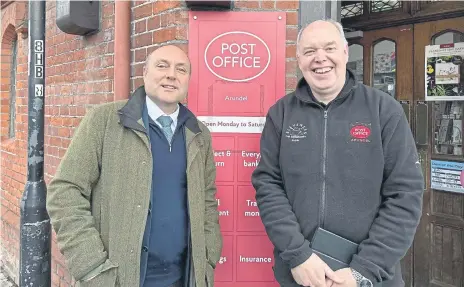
xmin=327 ymin=268 xmax=357 ymax=287
xmin=290 ymin=253 xmax=344 ymax=287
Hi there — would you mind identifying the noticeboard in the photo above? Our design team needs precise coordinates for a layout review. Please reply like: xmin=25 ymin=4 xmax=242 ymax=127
xmin=431 ymin=160 xmax=464 ymax=194
xmin=425 ymin=42 xmax=464 ymax=101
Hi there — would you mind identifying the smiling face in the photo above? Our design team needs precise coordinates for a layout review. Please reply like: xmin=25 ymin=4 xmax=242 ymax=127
xmin=297 ymin=21 xmax=349 ymax=102
xmin=143 ymin=45 xmax=191 ymax=113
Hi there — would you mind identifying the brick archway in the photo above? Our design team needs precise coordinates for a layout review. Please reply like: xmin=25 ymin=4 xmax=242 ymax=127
xmin=1 ymin=23 xmax=17 ymax=141
xmin=0 ymin=22 xmax=20 ymax=284
xmin=1 ymin=1 xmax=28 ymax=283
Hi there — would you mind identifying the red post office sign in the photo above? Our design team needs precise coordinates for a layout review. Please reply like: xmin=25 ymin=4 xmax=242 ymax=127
xmin=188 ymin=11 xmax=286 ymax=287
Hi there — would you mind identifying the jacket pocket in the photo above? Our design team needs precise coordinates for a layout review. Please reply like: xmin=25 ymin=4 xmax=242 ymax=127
xmin=76 ymin=259 xmax=119 ymax=287
xmin=205 ymin=263 xmax=214 ymax=287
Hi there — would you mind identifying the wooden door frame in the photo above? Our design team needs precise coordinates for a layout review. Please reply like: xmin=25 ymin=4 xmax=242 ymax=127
xmin=348 ymin=16 xmax=464 ymax=286
xmin=348 ymin=24 xmax=416 ymax=287
xmin=348 ymin=24 xmax=414 ymax=101
xmin=341 ymin=1 xmax=464 ymax=31
xmin=412 ymin=17 xmax=464 ymax=287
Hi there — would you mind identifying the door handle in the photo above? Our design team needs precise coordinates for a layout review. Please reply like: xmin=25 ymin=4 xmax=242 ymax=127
xmin=415 ymin=101 xmax=428 ymax=146
xmin=400 ymin=100 xmax=410 ymax=124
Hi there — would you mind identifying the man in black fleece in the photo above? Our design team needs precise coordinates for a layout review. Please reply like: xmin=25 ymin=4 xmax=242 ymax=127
xmin=251 ymin=19 xmax=424 ymax=287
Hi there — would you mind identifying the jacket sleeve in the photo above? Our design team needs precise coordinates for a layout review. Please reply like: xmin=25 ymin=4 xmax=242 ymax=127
xmin=203 ymin=129 xmax=223 ymax=268
xmin=46 ymin=107 xmax=111 ymax=281
xmin=350 ymin=108 xmax=424 ymax=283
xmin=252 ymin=112 xmax=313 ymax=268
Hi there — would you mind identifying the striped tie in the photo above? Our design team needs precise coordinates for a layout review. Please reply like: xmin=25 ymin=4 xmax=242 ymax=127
xmin=157 ymin=115 xmax=173 ymax=142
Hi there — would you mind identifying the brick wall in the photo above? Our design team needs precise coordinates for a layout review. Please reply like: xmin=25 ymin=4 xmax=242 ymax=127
xmin=130 ymin=0 xmax=189 ymax=93
xmin=1 ymin=1 xmax=115 ymax=286
xmin=1 ymin=0 xmax=299 ymax=286
xmin=130 ymin=0 xmax=299 ymax=94
xmin=45 ymin=1 xmax=116 ymax=286
xmin=1 ymin=1 xmax=28 ymax=283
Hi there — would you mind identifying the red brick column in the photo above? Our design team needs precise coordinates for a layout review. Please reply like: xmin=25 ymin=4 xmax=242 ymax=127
xmin=1 ymin=1 xmax=28 ymax=284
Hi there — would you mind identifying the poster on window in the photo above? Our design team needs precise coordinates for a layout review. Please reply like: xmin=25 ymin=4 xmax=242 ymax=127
xmin=425 ymin=42 xmax=464 ymax=101
xmin=431 ymin=160 xmax=464 ymax=194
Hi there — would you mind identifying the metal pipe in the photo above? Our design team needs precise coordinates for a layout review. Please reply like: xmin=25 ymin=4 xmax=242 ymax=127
xmin=20 ymin=0 xmax=51 ymax=286
xmin=114 ymin=0 xmax=131 ymax=100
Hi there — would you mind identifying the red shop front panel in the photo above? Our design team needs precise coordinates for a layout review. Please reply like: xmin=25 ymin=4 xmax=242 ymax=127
xmin=188 ymin=11 xmax=286 ymax=287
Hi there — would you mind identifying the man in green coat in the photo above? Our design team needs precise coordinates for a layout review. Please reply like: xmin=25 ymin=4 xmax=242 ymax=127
xmin=46 ymin=45 xmax=222 ymax=287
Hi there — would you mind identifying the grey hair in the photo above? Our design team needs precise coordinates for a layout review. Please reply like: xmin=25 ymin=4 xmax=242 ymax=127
xmin=296 ymin=19 xmax=348 ymax=55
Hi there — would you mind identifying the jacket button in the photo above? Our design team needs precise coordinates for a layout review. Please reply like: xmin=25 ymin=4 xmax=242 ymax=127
xmin=142 ymin=246 xmax=148 ymax=252
xmin=142 ymin=161 xmax=146 ymax=165
xmin=130 ymin=249 xmax=134 ymax=253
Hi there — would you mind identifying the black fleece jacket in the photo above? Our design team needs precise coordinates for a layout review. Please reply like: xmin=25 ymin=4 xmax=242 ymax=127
xmin=251 ymin=70 xmax=424 ymax=286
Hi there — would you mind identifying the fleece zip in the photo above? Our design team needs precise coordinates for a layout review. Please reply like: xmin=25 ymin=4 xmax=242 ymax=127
xmin=251 ymin=69 xmax=424 ymax=286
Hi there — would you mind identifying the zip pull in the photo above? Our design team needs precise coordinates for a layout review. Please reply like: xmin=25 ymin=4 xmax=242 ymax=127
xmin=324 ymin=110 xmax=328 ymax=118
xmin=169 ymin=144 xmax=172 ymax=152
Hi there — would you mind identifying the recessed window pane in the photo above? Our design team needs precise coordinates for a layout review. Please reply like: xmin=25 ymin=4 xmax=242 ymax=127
xmin=348 ymin=44 xmax=364 ymax=84
xmin=373 ymin=40 xmax=396 ymax=97
xmin=431 ymin=31 xmax=464 ymax=156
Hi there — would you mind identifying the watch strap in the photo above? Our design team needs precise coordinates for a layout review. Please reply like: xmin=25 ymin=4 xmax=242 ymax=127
xmin=351 ymin=268 xmax=373 ymax=287
xmin=351 ymin=268 xmax=363 ymax=283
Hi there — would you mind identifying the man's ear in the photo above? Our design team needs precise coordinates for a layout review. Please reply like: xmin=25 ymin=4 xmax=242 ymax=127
xmin=344 ymin=43 xmax=349 ymax=63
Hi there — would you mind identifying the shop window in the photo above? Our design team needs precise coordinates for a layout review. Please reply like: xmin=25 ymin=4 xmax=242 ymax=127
xmin=433 ymin=31 xmax=464 ymax=46
xmin=432 ymin=31 xmax=464 ymax=156
xmin=370 ymin=0 xmax=402 ymax=13
xmin=372 ymin=40 xmax=396 ymax=98
xmin=9 ymin=37 xmax=17 ymax=138
xmin=341 ymin=1 xmax=363 ymax=18
xmin=433 ymin=102 xmax=463 ymax=156
xmin=341 ymin=1 xmax=402 ymax=19
xmin=347 ymin=44 xmax=364 ymax=84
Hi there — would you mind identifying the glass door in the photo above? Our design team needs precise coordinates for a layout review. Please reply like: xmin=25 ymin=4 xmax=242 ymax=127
xmin=348 ymin=24 xmax=415 ymax=286
xmin=413 ymin=17 xmax=464 ymax=287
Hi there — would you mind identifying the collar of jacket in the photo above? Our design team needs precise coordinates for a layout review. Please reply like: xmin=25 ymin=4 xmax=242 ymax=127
xmin=294 ymin=68 xmax=358 ymax=107
xmin=117 ymin=85 xmax=201 ymax=135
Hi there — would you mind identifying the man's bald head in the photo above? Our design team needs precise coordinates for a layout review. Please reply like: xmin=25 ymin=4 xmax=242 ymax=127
xmin=295 ymin=18 xmax=349 ymax=104
xmin=297 ymin=19 xmax=347 ymax=55
xmin=144 ymin=45 xmax=191 ymax=74
xmin=142 ymin=44 xmax=191 ymax=114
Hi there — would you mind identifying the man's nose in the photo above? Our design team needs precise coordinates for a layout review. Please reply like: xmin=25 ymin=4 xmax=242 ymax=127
xmin=314 ymin=49 xmax=327 ymax=62
xmin=166 ymin=67 xmax=176 ymax=79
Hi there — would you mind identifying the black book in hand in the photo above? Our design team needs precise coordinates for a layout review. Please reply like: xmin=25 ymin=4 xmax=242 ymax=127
xmin=310 ymin=227 xmax=359 ymax=271
xmin=310 ymin=228 xmax=383 ymax=286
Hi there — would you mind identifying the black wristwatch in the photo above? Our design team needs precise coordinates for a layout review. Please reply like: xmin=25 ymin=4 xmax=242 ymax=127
xmin=351 ymin=269 xmax=373 ymax=287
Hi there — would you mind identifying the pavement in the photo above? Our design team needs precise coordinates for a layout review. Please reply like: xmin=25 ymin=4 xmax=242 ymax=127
xmin=0 ymin=268 xmax=17 ymax=287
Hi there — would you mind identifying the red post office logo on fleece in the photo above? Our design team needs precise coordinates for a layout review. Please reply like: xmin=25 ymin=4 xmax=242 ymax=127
xmin=350 ymin=123 xmax=371 ymax=142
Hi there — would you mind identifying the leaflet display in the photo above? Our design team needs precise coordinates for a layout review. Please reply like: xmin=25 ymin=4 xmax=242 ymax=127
xmin=188 ymin=11 xmax=286 ymax=287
